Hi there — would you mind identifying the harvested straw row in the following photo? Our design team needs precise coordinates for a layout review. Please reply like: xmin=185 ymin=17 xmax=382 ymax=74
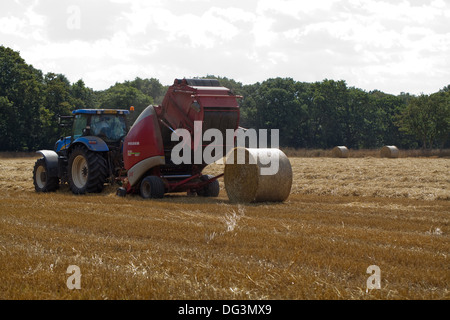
xmin=224 ymin=148 xmax=293 ymax=203
xmin=381 ymin=145 xmax=399 ymax=158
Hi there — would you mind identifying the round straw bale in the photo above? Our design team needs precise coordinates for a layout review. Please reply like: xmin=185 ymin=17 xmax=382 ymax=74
xmin=332 ymin=146 xmax=349 ymax=158
xmin=224 ymin=148 xmax=293 ymax=203
xmin=380 ymin=145 xmax=399 ymax=158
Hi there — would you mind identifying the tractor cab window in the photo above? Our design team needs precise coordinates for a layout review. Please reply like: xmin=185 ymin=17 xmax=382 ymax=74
xmin=90 ymin=115 xmax=127 ymax=142
xmin=73 ymin=114 xmax=88 ymax=139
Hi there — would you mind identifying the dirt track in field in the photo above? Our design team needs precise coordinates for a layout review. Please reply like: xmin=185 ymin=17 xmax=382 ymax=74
xmin=0 ymin=155 xmax=448 ymax=299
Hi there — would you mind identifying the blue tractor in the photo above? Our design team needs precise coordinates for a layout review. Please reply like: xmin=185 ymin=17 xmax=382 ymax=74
xmin=33 ymin=109 xmax=130 ymax=194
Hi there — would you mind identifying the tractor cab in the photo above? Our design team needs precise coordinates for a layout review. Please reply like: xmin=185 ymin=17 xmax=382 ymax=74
xmin=73 ymin=109 xmax=129 ymax=143
xmin=55 ymin=109 xmax=130 ymax=154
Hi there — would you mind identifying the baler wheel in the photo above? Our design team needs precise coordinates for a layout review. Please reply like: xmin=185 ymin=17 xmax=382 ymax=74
xmin=140 ymin=176 xmax=165 ymax=199
xmin=197 ymin=175 xmax=220 ymax=197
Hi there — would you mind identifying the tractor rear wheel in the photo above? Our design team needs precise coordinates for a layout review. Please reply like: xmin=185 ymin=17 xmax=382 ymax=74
xmin=197 ymin=174 xmax=220 ymax=197
xmin=140 ymin=176 xmax=165 ymax=199
xmin=33 ymin=158 xmax=59 ymax=192
xmin=68 ymin=145 xmax=108 ymax=194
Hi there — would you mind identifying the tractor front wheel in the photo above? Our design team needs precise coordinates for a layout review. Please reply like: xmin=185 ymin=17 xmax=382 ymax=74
xmin=68 ymin=146 xmax=108 ymax=194
xmin=33 ymin=158 xmax=59 ymax=192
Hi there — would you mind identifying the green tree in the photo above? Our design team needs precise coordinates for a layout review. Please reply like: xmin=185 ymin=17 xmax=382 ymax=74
xmin=241 ymin=78 xmax=306 ymax=147
xmin=308 ymin=80 xmax=348 ymax=148
xmin=368 ymin=91 xmax=406 ymax=148
xmin=71 ymin=79 xmax=95 ymax=109
xmin=38 ymin=73 xmax=76 ymax=148
xmin=0 ymin=96 xmax=14 ymax=149
xmin=128 ymin=77 xmax=165 ymax=104
xmin=97 ymin=83 xmax=153 ymax=123
xmin=44 ymin=73 xmax=74 ymax=115
xmin=436 ymin=86 xmax=450 ymax=148
xmin=399 ymin=91 xmax=450 ymax=149
xmin=346 ymin=87 xmax=371 ymax=148
xmin=239 ymin=82 xmax=260 ymax=129
xmin=0 ymin=46 xmax=44 ymax=151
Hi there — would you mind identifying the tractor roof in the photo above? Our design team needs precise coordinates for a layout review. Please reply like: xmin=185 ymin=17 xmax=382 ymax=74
xmin=72 ymin=109 xmax=130 ymax=115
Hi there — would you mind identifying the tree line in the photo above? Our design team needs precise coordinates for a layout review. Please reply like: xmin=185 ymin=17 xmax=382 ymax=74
xmin=217 ymin=76 xmax=448 ymax=150
xmin=0 ymin=45 xmax=448 ymax=152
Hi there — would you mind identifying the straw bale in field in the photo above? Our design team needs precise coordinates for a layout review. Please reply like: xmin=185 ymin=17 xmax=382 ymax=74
xmin=380 ymin=145 xmax=399 ymax=158
xmin=224 ymin=148 xmax=292 ymax=203
xmin=332 ymin=146 xmax=349 ymax=158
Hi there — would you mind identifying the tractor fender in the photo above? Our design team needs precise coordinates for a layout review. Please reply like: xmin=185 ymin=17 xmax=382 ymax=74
xmin=71 ymin=136 xmax=109 ymax=152
xmin=36 ymin=150 xmax=59 ymax=178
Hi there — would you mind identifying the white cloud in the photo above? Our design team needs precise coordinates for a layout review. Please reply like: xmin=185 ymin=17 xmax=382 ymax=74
xmin=0 ymin=0 xmax=449 ymax=94
xmin=0 ymin=16 xmax=26 ymax=36
xmin=256 ymin=0 xmax=340 ymax=16
xmin=123 ymin=3 xmax=248 ymax=49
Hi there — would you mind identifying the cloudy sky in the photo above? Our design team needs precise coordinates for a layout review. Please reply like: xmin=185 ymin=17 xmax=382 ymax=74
xmin=1 ymin=0 xmax=449 ymax=95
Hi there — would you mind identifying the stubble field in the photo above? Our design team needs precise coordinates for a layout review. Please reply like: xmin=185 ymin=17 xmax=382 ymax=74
xmin=0 ymin=154 xmax=448 ymax=300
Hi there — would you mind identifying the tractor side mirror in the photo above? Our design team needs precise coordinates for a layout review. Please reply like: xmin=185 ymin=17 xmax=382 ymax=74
xmin=58 ymin=115 xmax=74 ymax=128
